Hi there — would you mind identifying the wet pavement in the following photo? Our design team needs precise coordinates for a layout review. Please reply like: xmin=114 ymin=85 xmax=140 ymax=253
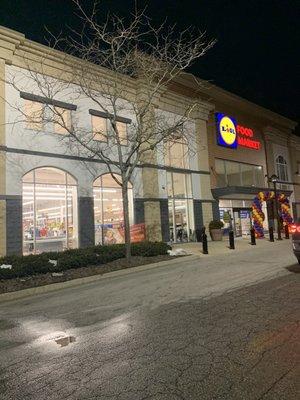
xmin=0 ymin=240 xmax=299 ymax=399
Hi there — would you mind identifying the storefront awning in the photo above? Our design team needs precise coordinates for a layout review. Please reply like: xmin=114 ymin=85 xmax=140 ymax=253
xmin=212 ymin=186 xmax=293 ymax=200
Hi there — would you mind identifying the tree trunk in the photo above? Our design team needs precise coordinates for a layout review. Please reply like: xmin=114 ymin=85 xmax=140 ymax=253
xmin=122 ymin=181 xmax=131 ymax=265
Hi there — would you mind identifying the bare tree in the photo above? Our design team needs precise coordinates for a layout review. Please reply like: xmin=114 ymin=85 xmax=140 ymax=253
xmin=5 ymin=1 xmax=215 ymax=263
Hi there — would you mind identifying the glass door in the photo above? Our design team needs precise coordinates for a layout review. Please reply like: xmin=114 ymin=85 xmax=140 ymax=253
xmin=233 ymin=208 xmax=252 ymax=237
xmin=240 ymin=209 xmax=251 ymax=236
xmin=174 ymin=199 xmax=188 ymax=242
xmin=233 ymin=209 xmax=242 ymax=237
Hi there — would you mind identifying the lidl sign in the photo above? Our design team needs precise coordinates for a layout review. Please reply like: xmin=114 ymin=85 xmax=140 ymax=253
xmin=215 ymin=113 xmax=261 ymax=150
xmin=216 ymin=113 xmax=237 ymax=149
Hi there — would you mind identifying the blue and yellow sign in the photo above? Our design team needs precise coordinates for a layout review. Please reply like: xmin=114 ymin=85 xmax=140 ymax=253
xmin=215 ymin=113 xmax=237 ymax=149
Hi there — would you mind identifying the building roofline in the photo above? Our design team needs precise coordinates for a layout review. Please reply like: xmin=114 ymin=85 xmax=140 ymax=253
xmin=0 ymin=25 xmax=297 ymax=132
xmin=173 ymin=74 xmax=297 ymax=131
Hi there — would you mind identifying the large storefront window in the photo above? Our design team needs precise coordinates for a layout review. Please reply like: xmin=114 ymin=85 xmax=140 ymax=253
xmin=22 ymin=167 xmax=78 ymax=254
xmin=215 ymin=159 xmax=226 ymax=186
xmin=93 ymin=174 xmax=133 ymax=245
xmin=167 ymin=172 xmax=194 ymax=242
xmin=219 ymin=199 xmax=268 ymax=237
xmin=226 ymin=161 xmax=241 ymax=186
xmin=165 ymin=137 xmax=194 ymax=242
xmin=215 ymin=159 xmax=264 ymax=187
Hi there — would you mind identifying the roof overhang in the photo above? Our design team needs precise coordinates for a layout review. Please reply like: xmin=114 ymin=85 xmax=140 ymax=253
xmin=212 ymin=186 xmax=293 ymax=200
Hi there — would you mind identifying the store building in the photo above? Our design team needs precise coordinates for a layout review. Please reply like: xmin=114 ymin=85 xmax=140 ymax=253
xmin=204 ymin=88 xmax=298 ymax=236
xmin=0 ymin=26 xmax=216 ymax=256
xmin=0 ymin=26 xmax=298 ymax=256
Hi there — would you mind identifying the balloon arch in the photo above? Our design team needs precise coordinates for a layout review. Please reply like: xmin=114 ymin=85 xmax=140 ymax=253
xmin=252 ymin=191 xmax=293 ymax=237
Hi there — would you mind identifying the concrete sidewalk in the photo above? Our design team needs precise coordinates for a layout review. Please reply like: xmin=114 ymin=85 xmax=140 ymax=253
xmin=172 ymin=236 xmax=291 ymax=256
xmin=0 ymin=239 xmax=296 ymax=308
xmin=0 ymin=238 xmax=295 ymax=303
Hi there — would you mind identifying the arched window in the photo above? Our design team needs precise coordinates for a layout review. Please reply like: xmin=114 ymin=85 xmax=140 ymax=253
xmin=276 ymin=155 xmax=289 ymax=182
xmin=93 ymin=174 xmax=133 ymax=245
xmin=22 ymin=167 xmax=78 ymax=254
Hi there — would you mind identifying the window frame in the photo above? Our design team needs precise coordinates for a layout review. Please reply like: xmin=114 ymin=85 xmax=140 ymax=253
xmin=115 ymin=120 xmax=128 ymax=146
xmin=167 ymin=171 xmax=194 ymax=243
xmin=24 ymin=99 xmax=45 ymax=131
xmin=215 ymin=158 xmax=264 ymax=188
xmin=53 ymin=106 xmax=72 ymax=135
xmin=21 ymin=92 xmax=76 ymax=136
xmin=276 ymin=155 xmax=289 ymax=182
xmin=22 ymin=167 xmax=78 ymax=255
xmin=89 ymin=109 xmax=131 ymax=147
xmin=93 ymin=173 xmax=134 ymax=245
xmin=224 ymin=160 xmax=242 ymax=187
xmin=91 ymin=115 xmax=109 ymax=143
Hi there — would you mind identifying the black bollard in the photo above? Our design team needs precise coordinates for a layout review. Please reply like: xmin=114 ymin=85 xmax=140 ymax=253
xmin=229 ymin=230 xmax=235 ymax=249
xmin=284 ymin=224 xmax=289 ymax=239
xmin=250 ymin=228 xmax=256 ymax=245
xmin=269 ymin=226 xmax=274 ymax=242
xmin=202 ymin=233 xmax=208 ymax=254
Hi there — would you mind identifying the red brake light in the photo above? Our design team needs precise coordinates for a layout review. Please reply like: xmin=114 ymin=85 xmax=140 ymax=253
xmin=289 ymin=224 xmax=297 ymax=233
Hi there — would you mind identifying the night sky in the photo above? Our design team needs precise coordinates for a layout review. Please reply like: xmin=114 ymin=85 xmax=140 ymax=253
xmin=0 ymin=0 xmax=299 ymax=131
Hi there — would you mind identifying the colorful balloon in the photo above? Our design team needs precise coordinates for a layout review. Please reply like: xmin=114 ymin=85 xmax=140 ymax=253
xmin=251 ymin=191 xmax=292 ymax=237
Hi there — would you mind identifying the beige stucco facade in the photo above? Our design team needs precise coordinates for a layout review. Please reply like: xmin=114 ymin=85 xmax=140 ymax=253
xmin=0 ymin=24 xmax=298 ymax=255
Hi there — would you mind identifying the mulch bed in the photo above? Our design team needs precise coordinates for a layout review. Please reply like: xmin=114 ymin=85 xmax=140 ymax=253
xmin=0 ymin=254 xmax=178 ymax=294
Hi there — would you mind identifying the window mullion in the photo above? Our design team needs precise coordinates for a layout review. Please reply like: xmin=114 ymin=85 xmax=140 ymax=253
xmin=101 ymin=178 xmax=104 ymax=245
xmin=33 ymin=170 xmax=36 ymax=254
xmin=65 ymin=173 xmax=69 ymax=249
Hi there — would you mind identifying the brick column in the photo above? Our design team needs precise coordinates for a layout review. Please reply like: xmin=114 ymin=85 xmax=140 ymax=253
xmin=142 ymin=165 xmax=162 ymax=241
xmin=143 ymin=199 xmax=162 ymax=242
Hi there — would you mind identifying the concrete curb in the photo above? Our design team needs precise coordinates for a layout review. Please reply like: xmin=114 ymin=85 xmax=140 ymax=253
xmin=0 ymin=254 xmax=200 ymax=303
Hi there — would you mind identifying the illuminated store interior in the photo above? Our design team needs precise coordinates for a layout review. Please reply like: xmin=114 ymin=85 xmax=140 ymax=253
xmin=22 ymin=167 xmax=78 ymax=254
xmin=166 ymin=138 xmax=194 ymax=242
xmin=167 ymin=172 xmax=194 ymax=242
xmin=93 ymin=174 xmax=133 ymax=245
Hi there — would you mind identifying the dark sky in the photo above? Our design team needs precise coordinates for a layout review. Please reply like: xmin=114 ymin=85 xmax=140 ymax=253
xmin=0 ymin=0 xmax=299 ymax=129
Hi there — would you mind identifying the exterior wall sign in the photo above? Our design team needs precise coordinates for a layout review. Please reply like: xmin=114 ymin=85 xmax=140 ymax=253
xmin=215 ymin=113 xmax=261 ymax=150
xmin=237 ymin=125 xmax=261 ymax=150
xmin=240 ymin=210 xmax=251 ymax=219
xmin=215 ymin=113 xmax=237 ymax=149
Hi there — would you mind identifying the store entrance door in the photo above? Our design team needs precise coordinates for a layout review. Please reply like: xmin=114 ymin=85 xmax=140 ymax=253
xmin=233 ymin=208 xmax=252 ymax=237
